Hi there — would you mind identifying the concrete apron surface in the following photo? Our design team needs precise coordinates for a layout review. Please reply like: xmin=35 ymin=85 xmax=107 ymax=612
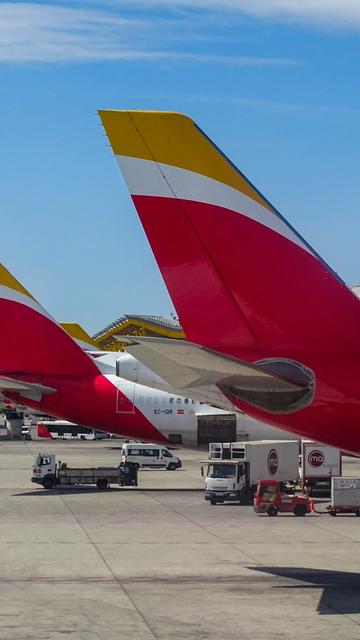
xmin=1 ymin=439 xmax=360 ymax=640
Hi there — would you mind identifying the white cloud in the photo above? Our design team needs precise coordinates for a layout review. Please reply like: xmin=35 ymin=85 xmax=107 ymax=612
xmin=107 ymin=0 xmax=360 ymax=29
xmin=0 ymin=3 xmax=147 ymax=62
xmin=0 ymin=2 xmax=297 ymax=64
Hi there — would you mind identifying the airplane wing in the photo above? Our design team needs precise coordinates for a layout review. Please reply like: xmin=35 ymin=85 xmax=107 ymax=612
xmin=0 ymin=377 xmax=57 ymax=402
xmin=119 ymin=337 xmax=314 ymax=414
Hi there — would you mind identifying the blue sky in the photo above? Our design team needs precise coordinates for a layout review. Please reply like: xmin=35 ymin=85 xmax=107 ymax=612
xmin=1 ymin=1 xmax=360 ymax=333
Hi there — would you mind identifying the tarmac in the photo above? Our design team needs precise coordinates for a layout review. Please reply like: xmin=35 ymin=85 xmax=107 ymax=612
xmin=1 ymin=439 xmax=360 ymax=639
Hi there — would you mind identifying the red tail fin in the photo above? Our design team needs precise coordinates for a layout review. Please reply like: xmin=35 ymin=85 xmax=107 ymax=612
xmin=0 ymin=263 xmax=96 ymax=378
xmin=99 ymin=110 xmax=360 ymax=357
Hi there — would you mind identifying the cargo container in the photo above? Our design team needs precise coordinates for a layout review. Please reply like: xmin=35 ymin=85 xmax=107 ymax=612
xmin=327 ymin=477 xmax=360 ymax=516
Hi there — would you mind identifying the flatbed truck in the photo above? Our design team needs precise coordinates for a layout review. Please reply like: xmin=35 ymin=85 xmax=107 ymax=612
xmin=32 ymin=453 xmax=138 ymax=490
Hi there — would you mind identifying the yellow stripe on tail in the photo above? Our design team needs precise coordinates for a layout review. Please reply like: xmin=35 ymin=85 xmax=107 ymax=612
xmin=98 ymin=110 xmax=271 ymax=210
xmin=0 ymin=263 xmax=36 ymax=300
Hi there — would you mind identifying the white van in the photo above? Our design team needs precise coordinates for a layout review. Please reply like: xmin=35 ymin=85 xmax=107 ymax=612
xmin=121 ymin=443 xmax=182 ymax=471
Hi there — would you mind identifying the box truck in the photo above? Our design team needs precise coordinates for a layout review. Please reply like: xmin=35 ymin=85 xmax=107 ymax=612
xmin=202 ymin=440 xmax=299 ymax=505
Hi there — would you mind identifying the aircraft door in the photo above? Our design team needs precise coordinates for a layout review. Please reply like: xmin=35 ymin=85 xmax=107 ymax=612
xmin=116 ymin=382 xmax=135 ymax=414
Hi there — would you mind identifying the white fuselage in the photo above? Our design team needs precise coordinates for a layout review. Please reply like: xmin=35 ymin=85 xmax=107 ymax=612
xmin=97 ymin=352 xmax=299 ymax=447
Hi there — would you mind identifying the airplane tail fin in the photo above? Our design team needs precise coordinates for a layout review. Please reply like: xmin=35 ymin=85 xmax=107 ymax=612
xmin=0 ymin=264 xmax=96 ymax=380
xmin=60 ymin=323 xmax=98 ymax=351
xmin=99 ymin=110 xmax=360 ymax=355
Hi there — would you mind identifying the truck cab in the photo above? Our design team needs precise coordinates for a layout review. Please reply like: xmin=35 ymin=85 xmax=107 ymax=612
xmin=203 ymin=460 xmax=250 ymax=504
xmin=32 ymin=453 xmax=56 ymax=489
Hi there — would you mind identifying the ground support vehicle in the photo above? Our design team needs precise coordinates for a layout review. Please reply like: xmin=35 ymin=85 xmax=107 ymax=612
xmin=327 ymin=477 xmax=360 ymax=516
xmin=32 ymin=453 xmax=138 ymax=490
xmin=3 ymin=409 xmax=24 ymax=439
xmin=121 ymin=443 xmax=182 ymax=470
xmin=203 ymin=440 xmax=299 ymax=505
xmin=254 ymin=480 xmax=310 ymax=516
xmin=301 ymin=441 xmax=341 ymax=497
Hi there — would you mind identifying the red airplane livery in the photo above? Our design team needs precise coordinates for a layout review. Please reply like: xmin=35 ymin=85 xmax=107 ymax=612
xmin=0 ymin=263 xmax=171 ymax=442
xmin=99 ymin=109 xmax=360 ymax=455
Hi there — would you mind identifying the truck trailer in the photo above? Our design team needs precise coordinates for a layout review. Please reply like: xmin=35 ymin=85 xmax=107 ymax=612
xmin=203 ymin=440 xmax=299 ymax=504
xmin=301 ymin=441 xmax=341 ymax=497
xmin=32 ymin=453 xmax=138 ymax=490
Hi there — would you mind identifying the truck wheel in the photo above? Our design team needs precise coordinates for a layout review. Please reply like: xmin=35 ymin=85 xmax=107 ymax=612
xmin=355 ymin=511 xmax=360 ymax=516
xmin=210 ymin=499 xmax=217 ymax=505
xmin=267 ymin=506 xmax=278 ymax=516
xmin=294 ymin=504 xmax=307 ymax=517
xmin=96 ymin=479 xmax=108 ymax=490
xmin=42 ymin=477 xmax=54 ymax=490
xmin=167 ymin=462 xmax=176 ymax=471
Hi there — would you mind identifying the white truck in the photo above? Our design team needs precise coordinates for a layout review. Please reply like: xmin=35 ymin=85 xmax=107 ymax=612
xmin=203 ymin=440 xmax=299 ymax=505
xmin=300 ymin=441 xmax=341 ymax=497
xmin=31 ymin=453 xmax=138 ymax=490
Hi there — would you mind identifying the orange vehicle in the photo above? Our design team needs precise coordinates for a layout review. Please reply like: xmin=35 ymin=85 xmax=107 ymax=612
xmin=253 ymin=480 xmax=310 ymax=517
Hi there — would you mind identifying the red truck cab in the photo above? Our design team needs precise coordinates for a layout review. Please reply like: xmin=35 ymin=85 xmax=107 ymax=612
xmin=254 ymin=479 xmax=310 ymax=517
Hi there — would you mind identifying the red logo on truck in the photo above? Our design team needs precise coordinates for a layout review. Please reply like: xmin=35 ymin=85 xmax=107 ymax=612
xmin=268 ymin=449 xmax=278 ymax=475
xmin=308 ymin=450 xmax=324 ymax=467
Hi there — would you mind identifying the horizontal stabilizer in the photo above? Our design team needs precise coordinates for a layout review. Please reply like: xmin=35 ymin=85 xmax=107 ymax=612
xmin=0 ymin=377 xmax=57 ymax=402
xmin=120 ymin=337 xmax=314 ymax=414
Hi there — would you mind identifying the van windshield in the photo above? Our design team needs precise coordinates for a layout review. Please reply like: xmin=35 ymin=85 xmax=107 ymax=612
xmin=207 ymin=464 xmax=236 ymax=478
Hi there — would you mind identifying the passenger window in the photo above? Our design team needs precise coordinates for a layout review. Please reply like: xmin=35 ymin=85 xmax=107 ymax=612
xmin=177 ymin=398 xmax=181 ymax=404
xmin=184 ymin=398 xmax=189 ymax=404
xmin=142 ymin=449 xmax=159 ymax=457
xmin=162 ymin=449 xmax=172 ymax=457
xmin=169 ymin=398 xmax=174 ymax=403
xmin=128 ymin=449 xmax=141 ymax=456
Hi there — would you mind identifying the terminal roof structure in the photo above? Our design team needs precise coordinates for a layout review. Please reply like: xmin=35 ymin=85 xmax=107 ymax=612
xmin=92 ymin=314 xmax=184 ymax=351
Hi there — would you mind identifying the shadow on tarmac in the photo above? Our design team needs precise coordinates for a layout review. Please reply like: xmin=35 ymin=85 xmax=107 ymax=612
xmin=13 ymin=487 xmax=203 ymax=496
xmin=251 ymin=567 xmax=360 ymax=615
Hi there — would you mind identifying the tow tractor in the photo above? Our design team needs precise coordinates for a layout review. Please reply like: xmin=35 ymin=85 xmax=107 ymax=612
xmin=32 ymin=453 xmax=138 ymax=490
xmin=253 ymin=479 xmax=310 ymax=516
